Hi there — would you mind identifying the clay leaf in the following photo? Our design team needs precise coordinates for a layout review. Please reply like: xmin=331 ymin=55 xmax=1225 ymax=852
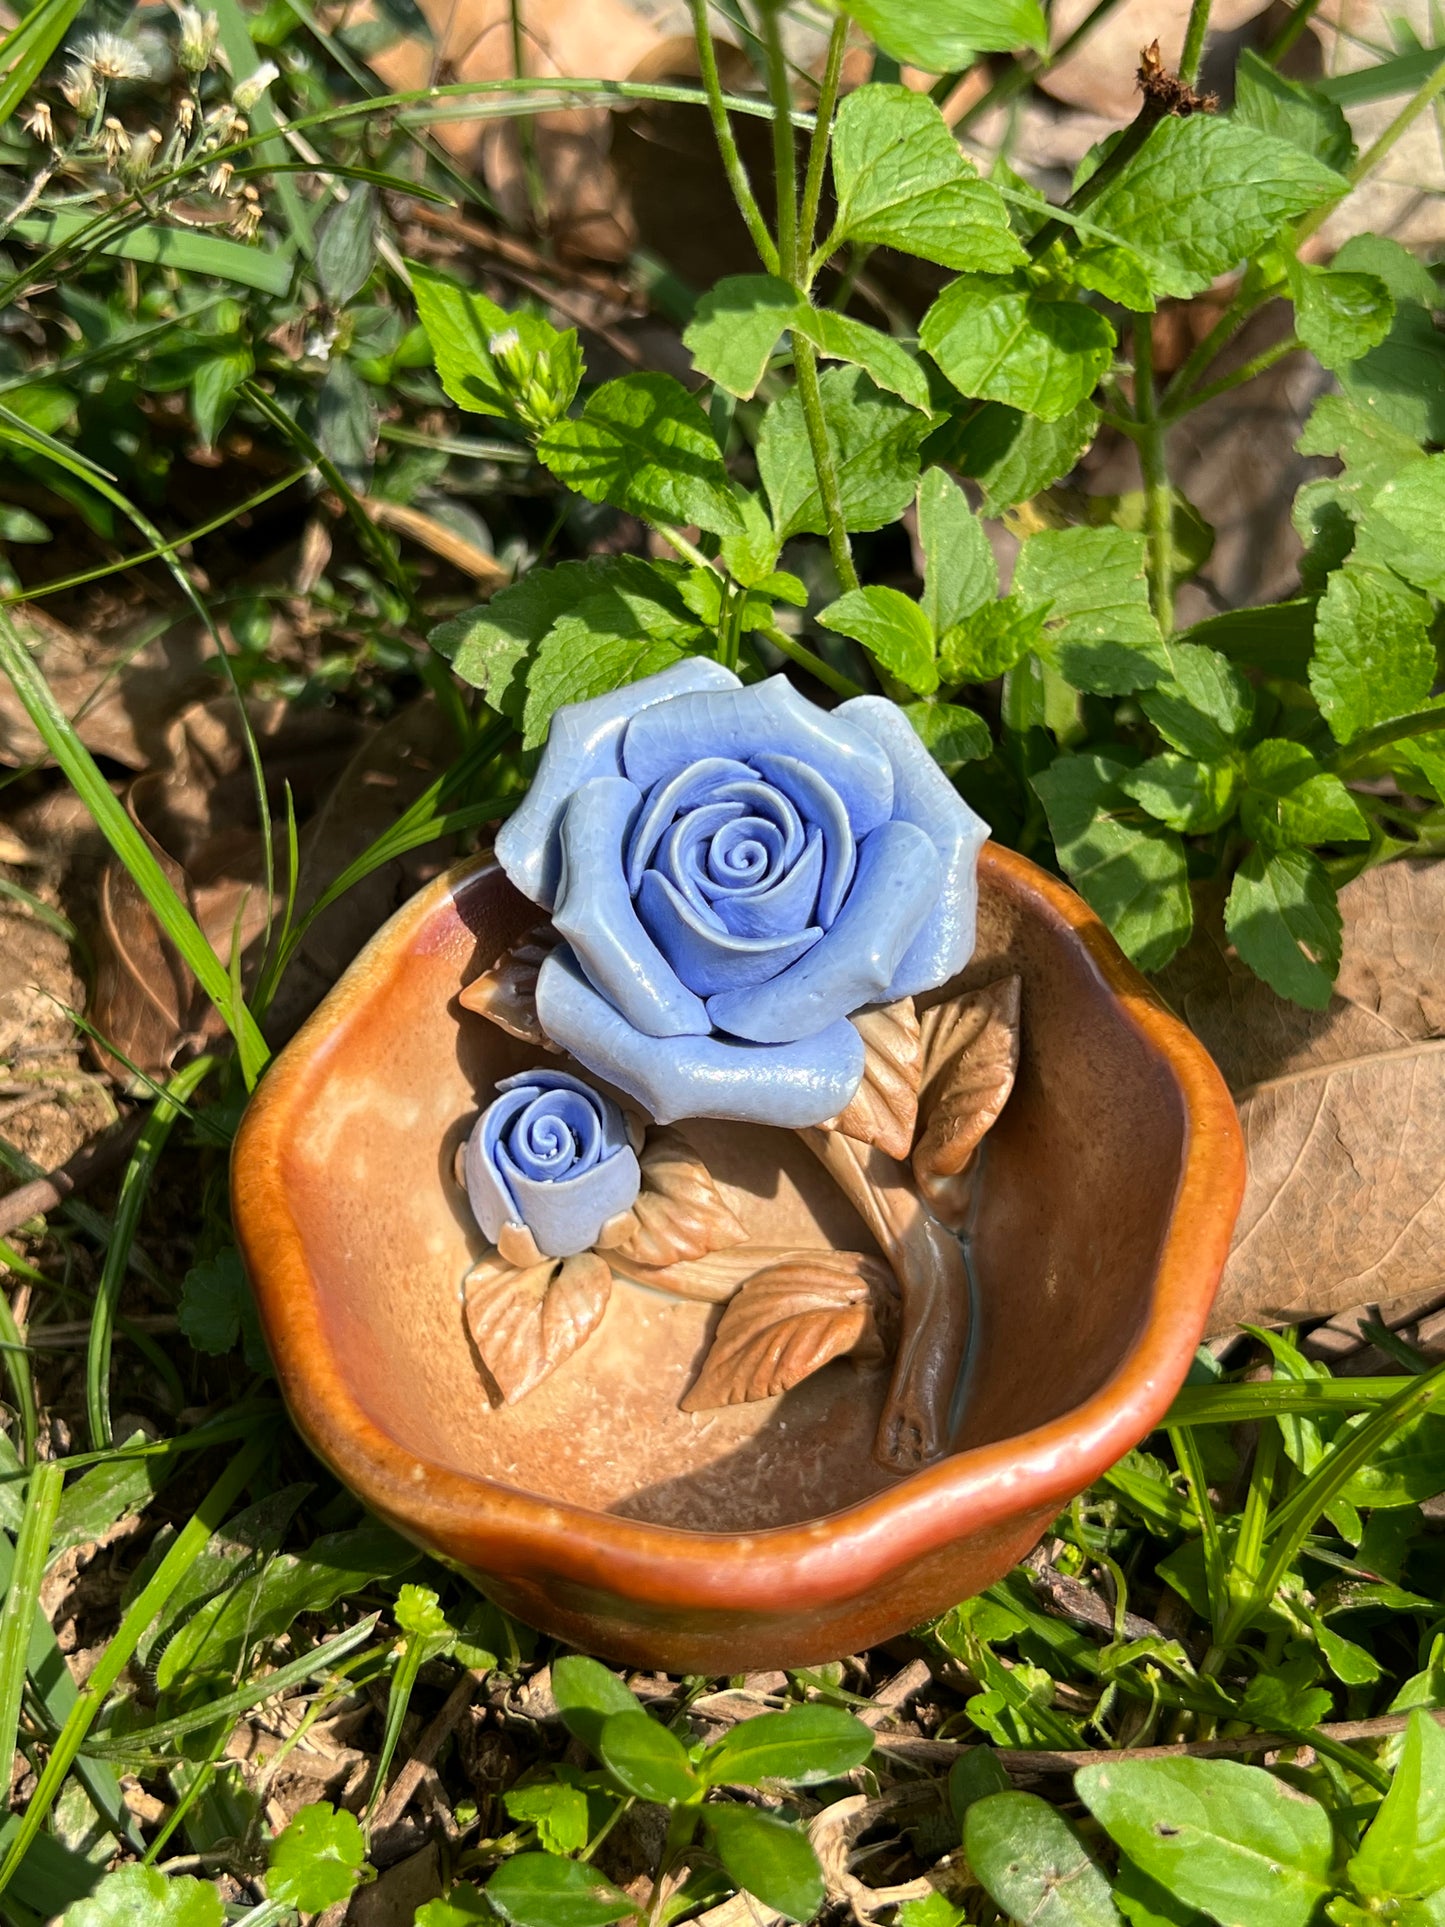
xmin=1158 ymin=861 xmax=1445 ymax=1333
xmin=911 ymin=976 xmax=1022 ymax=1223
xmin=459 ymin=922 xmax=559 ymax=1048
xmin=821 ymin=999 xmax=922 ymax=1159
xmin=464 ymin=1249 xmax=611 ymax=1403
xmin=681 ymin=1250 xmax=896 ymax=1411
xmin=599 ymin=1125 xmax=748 ymax=1268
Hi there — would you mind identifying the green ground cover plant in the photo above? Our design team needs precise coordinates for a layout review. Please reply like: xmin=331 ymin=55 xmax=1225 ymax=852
xmin=3 ymin=0 xmax=1445 ymax=1919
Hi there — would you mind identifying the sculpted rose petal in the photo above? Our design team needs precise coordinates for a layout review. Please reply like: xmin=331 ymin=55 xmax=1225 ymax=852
xmin=836 ymin=695 xmax=991 ymax=999
xmin=620 ymin=676 xmax=896 ymax=834
xmin=496 ymin=658 xmax=741 ymax=909
xmin=552 ymin=776 xmax=710 ymax=1038
xmin=705 ymin=818 xmax=942 ymax=1044
xmin=749 ymin=751 xmax=856 ymax=926
xmin=636 ymin=867 xmax=823 ymax=994
xmin=708 ymin=830 xmax=825 ymax=940
xmin=536 ymin=944 xmax=866 ymax=1127
xmin=463 ymin=1069 xmax=641 ymax=1257
xmin=504 ymin=1147 xmax=642 ymax=1258
xmin=625 ymin=756 xmax=765 ymax=891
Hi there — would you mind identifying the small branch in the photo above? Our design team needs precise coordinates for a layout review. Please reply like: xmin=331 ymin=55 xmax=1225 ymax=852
xmin=954 ymin=0 xmax=1129 ymax=134
xmin=0 ymin=1113 xmax=145 ymax=1240
xmin=1262 ymin=0 xmax=1327 ymax=63
xmin=687 ymin=0 xmax=780 ymax=273
xmin=373 ymin=1667 xmax=486 ymax=1833
xmin=1132 ymin=316 xmax=1175 ymax=634
xmin=1160 ymin=334 xmax=1303 ymax=420
xmin=760 ymin=1 xmax=800 ymax=281
xmin=759 ymin=624 xmax=865 ymax=699
xmin=798 ymin=14 xmax=848 ymax=286
xmin=792 ymin=336 xmax=860 ymax=593
xmin=1177 ymin=0 xmax=1215 ymax=87
xmin=1329 ymin=706 xmax=1445 ymax=772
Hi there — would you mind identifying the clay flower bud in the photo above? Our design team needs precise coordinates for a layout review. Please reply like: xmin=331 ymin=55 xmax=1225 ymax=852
xmin=463 ymin=1070 xmax=640 ymax=1260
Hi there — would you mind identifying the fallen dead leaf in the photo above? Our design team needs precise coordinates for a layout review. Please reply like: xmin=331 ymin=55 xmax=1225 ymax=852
xmin=1158 ymin=860 xmax=1445 ymax=1332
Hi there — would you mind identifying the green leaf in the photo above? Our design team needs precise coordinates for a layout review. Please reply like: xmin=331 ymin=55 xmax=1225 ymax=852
xmin=1290 ymin=262 xmax=1394 ymax=372
xmin=521 ymin=559 xmax=705 ymax=748
xmin=1370 ymin=455 xmax=1445 ymax=596
xmin=1240 ymin=739 xmax=1369 ymax=848
xmin=898 ymin=1895 xmax=967 ymax=1927
xmin=705 ymin=1806 xmax=824 ymax=1923
xmin=827 ymin=84 xmax=1025 ymax=273
xmin=315 ymin=356 xmax=377 ymax=492
xmin=190 ymin=345 xmax=253 ymax=449
xmin=11 ymin=210 xmax=294 ymax=295
xmin=703 ymin=1706 xmax=874 ymax=1788
xmin=940 ymin=594 xmax=1048 ymax=683
xmin=683 ymin=274 xmax=797 ymax=399
xmin=1225 ymin=846 xmax=1341 ymax=1009
xmin=487 ymin=1853 xmax=638 ymax=1927
xmin=1334 ymin=232 xmax=1439 ymax=308
xmin=177 ymin=1248 xmax=267 ymax=1373
xmin=1081 ymin=118 xmax=1347 ymax=300
xmin=1350 ymin=1708 xmax=1445 ymax=1899
xmin=965 ymin=1792 xmax=1122 ymax=1925
xmin=941 ymin=398 xmax=1100 ymax=512
xmin=1077 ymin=1758 xmax=1334 ymax=1927
xmin=1311 ymin=561 xmax=1434 ymax=743
xmin=552 ymin=1654 xmax=645 ymax=1757
xmin=1339 ymin=302 xmax=1445 ymax=446
xmin=918 ymin=467 xmax=996 ymax=634
xmin=415 ymin=1887 xmax=493 ymax=1927
xmin=819 ymin=585 xmax=937 ymax=694
xmin=504 ymin=1782 xmax=591 ymax=1856
xmin=1072 ymin=241 xmax=1158 ymax=312
xmin=412 ymin=262 xmax=581 ymax=426
xmin=394 ymin=1581 xmax=448 ymax=1638
xmin=903 ymin=701 xmax=992 ymax=768
xmin=316 ymin=184 xmax=376 ymax=308
xmin=1178 ymin=600 xmax=1317 ymax=682
xmin=1139 ymin=644 xmax=1255 ymax=758
xmin=795 ymin=308 xmax=933 ymax=413
xmin=267 ymin=1801 xmax=368 ymax=1912
xmin=0 ymin=0 xmax=84 ymax=134
xmin=757 ymin=364 xmax=927 ymax=539
xmin=62 ymin=1864 xmax=222 ymax=1927
xmin=537 ymin=373 xmax=743 ymax=537
xmin=1119 ymin=754 xmax=1241 ymax=834
xmin=1112 ymin=1854 xmax=1212 ymax=1927
xmin=921 ymin=276 xmax=1114 ymax=423
xmin=719 ymin=489 xmax=782 ymax=586
xmin=1031 ymin=754 xmax=1193 ymax=969
xmin=598 ymin=1710 xmax=701 ymax=1804
xmin=844 ymin=0 xmax=1046 ymax=68
xmin=1014 ymin=526 xmax=1166 ymax=694
xmin=1234 ymin=49 xmax=1354 ymax=170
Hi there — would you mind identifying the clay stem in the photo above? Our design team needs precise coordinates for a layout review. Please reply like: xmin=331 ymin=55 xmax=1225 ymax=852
xmin=801 ymin=1130 xmax=969 ymax=1474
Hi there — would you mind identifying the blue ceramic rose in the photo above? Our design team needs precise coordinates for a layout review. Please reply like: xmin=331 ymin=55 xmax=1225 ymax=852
xmin=495 ymin=664 xmax=989 ymax=1128
xmin=463 ymin=1069 xmax=641 ymax=1258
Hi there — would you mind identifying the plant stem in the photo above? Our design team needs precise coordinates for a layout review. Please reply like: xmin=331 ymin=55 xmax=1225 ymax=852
xmin=1159 ymin=272 xmax=1270 ymax=410
xmin=792 ymin=335 xmax=859 ymax=592
xmin=955 ymin=0 xmax=1129 ymax=135
xmin=1027 ymin=90 xmax=1168 ymax=259
xmin=1132 ymin=317 xmax=1175 ymax=634
xmin=687 ymin=0 xmax=780 ymax=272
xmin=1160 ymin=335 xmax=1303 ymax=420
xmin=759 ymin=0 xmax=799 ymax=279
xmin=760 ymin=623 xmax=865 ymax=698
xmin=508 ymin=0 xmax=550 ymax=233
xmin=798 ymin=12 xmax=847 ymax=286
xmin=1263 ymin=0 xmax=1326 ymax=64
xmin=1329 ymin=705 xmax=1445 ymax=771
xmin=1177 ymin=0 xmax=1214 ymax=87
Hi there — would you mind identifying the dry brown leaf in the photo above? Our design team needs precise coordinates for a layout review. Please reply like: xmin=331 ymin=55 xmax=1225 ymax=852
xmin=464 ymin=1248 xmax=612 ymax=1403
xmin=822 ymin=999 xmax=922 ymax=1158
xmin=911 ymin=977 xmax=1021 ymax=1225
xmin=458 ymin=923 xmax=558 ymax=1048
xmin=681 ymin=1250 xmax=896 ymax=1412
xmin=1158 ymin=861 xmax=1445 ymax=1334
xmin=599 ymin=1125 xmax=748 ymax=1269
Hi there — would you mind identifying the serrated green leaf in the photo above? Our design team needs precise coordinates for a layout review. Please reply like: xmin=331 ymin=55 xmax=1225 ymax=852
xmin=1240 ymin=738 xmax=1369 ymax=848
xmin=1178 ymin=599 xmax=1318 ymax=681
xmin=703 ymin=1705 xmax=874 ymax=1788
xmin=1370 ymin=454 xmax=1445 ymax=595
xmin=1139 ymin=643 xmax=1255 ymax=758
xmin=903 ymin=701 xmax=992 ymax=768
xmin=598 ymin=1710 xmax=701 ymax=1804
xmin=1013 ymin=526 xmax=1166 ymax=694
xmin=412 ymin=262 xmax=581 ymax=425
xmin=415 ymin=1886 xmax=493 ymax=1927
xmin=1297 ymin=391 xmax=1424 ymax=483
xmin=1226 ymin=846 xmax=1341 ymax=1008
xmin=316 ymin=183 xmax=376 ymax=309
xmin=522 ymin=562 xmax=705 ymax=748
xmin=843 ymin=0 xmax=1046 ymax=69
xmin=819 ymin=585 xmax=937 ymax=694
xmin=394 ymin=1581 xmax=447 ymax=1637
xmin=1072 ymin=242 xmax=1157 ymax=312
xmin=267 ymin=1801 xmax=368 ymax=1912
xmin=1349 ymin=1708 xmax=1445 ymax=1899
xmin=828 ymin=85 xmax=1025 ymax=273
xmin=683 ymin=274 xmax=796 ymax=399
xmin=552 ymin=1654 xmax=645 ymax=1756
xmin=941 ymin=593 xmax=1048 ymax=683
xmin=504 ymin=1781 xmax=591 ymax=1856
xmin=1078 ymin=1757 xmax=1333 ymax=1927
xmin=1031 ymin=754 xmax=1193 ymax=969
xmin=718 ymin=488 xmax=781 ymax=586
xmin=921 ymin=277 xmax=1114 ymax=423
xmin=757 ymin=364 xmax=927 ymax=539
xmin=1119 ymin=754 xmax=1241 ymax=833
xmin=795 ymin=307 xmax=932 ymax=412
xmin=1311 ymin=561 xmax=1434 ymax=742
xmin=1081 ymin=118 xmax=1347 ymax=301
xmin=487 ymin=1853 xmax=638 ymax=1927
xmin=62 ymin=1864 xmax=222 ymax=1927
xmin=939 ymin=398 xmax=1100 ymax=512
xmin=177 ymin=1248 xmax=267 ymax=1373
xmin=1339 ymin=302 xmax=1445 ymax=445
xmin=537 ymin=373 xmax=743 ymax=536
xmin=918 ymin=466 xmax=996 ymax=634
xmin=965 ymin=1792 xmax=1122 ymax=1925
xmin=1234 ymin=49 xmax=1354 ymax=170
xmin=1291 ymin=261 xmax=1394 ymax=371
xmin=1334 ymin=232 xmax=1438 ymax=308
xmin=705 ymin=1806 xmax=824 ymax=1923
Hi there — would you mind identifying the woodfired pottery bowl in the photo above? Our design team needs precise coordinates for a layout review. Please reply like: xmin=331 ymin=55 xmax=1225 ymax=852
xmin=231 ymin=845 xmax=1245 ymax=1673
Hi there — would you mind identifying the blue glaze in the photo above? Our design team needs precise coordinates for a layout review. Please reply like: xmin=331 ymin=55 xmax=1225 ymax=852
xmin=535 ymin=945 xmax=866 ymax=1128
xmin=463 ymin=1069 xmax=641 ymax=1258
xmin=496 ymin=668 xmax=990 ymax=1128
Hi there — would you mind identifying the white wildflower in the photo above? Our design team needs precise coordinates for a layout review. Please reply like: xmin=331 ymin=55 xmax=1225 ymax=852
xmin=232 ymin=61 xmax=278 ymax=112
xmin=488 ymin=328 xmax=521 ymax=357
xmin=71 ymin=31 xmax=152 ymax=83
xmin=176 ymin=6 xmax=220 ymax=73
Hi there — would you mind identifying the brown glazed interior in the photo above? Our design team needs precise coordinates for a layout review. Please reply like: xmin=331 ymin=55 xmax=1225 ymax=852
xmin=232 ymin=845 xmax=1245 ymax=1671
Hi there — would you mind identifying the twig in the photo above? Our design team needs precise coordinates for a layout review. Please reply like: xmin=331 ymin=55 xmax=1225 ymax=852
xmin=371 ymin=1667 xmax=486 ymax=1833
xmin=0 ymin=1112 xmax=144 ymax=1240
xmin=399 ymin=202 xmax=631 ymax=305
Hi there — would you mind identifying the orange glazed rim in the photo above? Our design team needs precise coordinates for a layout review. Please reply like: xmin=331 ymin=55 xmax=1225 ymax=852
xmin=232 ymin=842 xmax=1246 ymax=1616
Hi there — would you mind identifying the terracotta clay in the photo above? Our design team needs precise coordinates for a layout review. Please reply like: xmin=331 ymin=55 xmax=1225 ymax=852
xmin=231 ymin=845 xmax=1245 ymax=1673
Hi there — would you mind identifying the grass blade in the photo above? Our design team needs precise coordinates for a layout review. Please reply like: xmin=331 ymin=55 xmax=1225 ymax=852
xmin=0 ymin=1285 xmax=36 ymax=1464
xmin=0 ymin=0 xmax=83 ymax=131
xmin=9 ymin=210 xmax=295 ymax=294
xmin=0 ymin=1462 xmax=64 ymax=1805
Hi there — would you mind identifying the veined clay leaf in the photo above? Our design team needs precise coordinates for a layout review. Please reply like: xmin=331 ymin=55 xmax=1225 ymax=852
xmin=921 ymin=276 xmax=1114 ymax=423
xmin=600 ymin=1125 xmax=747 ymax=1269
xmin=758 ymin=364 xmax=927 ymax=539
xmin=844 ymin=0 xmax=1047 ymax=69
xmin=464 ymin=1251 xmax=611 ymax=1403
xmin=819 ymin=585 xmax=938 ymax=695
xmin=536 ymin=372 xmax=743 ymax=536
xmin=823 ymin=996 xmax=922 ymax=1158
xmin=913 ymin=976 xmax=1021 ymax=1228
xmin=681 ymin=1250 xmax=894 ymax=1410
xmin=1013 ymin=526 xmax=1166 ymax=694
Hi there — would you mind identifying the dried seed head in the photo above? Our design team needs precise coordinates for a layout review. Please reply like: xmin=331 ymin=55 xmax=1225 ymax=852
xmin=207 ymin=159 xmax=234 ymax=197
xmin=176 ymin=6 xmax=220 ymax=73
xmin=71 ymin=31 xmax=152 ymax=83
xmin=231 ymin=182 xmax=263 ymax=239
xmin=22 ymin=101 xmax=54 ymax=146
xmin=176 ymin=95 xmax=196 ymax=134
xmin=232 ymin=60 xmax=278 ymax=112
xmin=60 ymin=60 xmax=99 ymax=115
xmin=100 ymin=116 xmax=127 ymax=168
xmin=120 ymin=127 xmax=163 ymax=186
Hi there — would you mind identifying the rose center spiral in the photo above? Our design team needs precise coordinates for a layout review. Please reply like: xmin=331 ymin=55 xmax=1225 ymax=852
xmin=507 ymin=1088 xmax=602 ymax=1181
